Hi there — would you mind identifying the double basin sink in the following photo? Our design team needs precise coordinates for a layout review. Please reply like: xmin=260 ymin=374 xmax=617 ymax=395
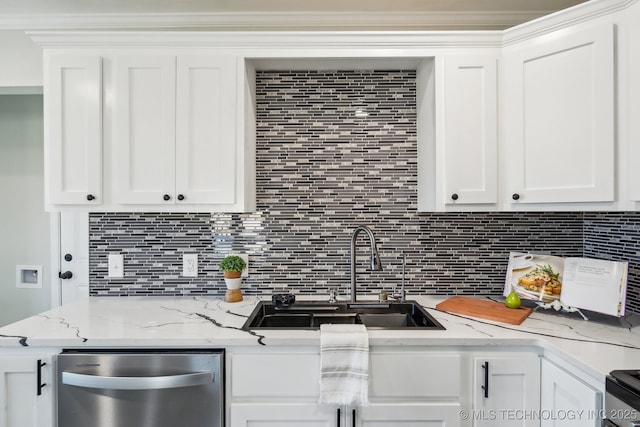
xmin=242 ymin=300 xmax=445 ymax=330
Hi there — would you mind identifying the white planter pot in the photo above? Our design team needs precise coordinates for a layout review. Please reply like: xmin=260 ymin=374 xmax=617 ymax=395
xmin=224 ymin=278 xmax=242 ymax=290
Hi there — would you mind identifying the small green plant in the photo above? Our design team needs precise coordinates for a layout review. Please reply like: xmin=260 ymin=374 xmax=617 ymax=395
xmin=219 ymin=255 xmax=246 ymax=273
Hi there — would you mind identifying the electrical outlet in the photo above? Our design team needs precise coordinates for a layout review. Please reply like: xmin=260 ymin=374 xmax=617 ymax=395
xmin=183 ymin=254 xmax=198 ymax=277
xmin=108 ymin=254 xmax=124 ymax=278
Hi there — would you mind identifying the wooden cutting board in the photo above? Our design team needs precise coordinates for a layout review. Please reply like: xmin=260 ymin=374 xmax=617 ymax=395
xmin=435 ymin=296 xmax=533 ymax=325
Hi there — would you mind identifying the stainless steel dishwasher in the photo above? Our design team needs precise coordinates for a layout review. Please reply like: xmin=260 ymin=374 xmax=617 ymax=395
xmin=57 ymin=349 xmax=224 ymax=427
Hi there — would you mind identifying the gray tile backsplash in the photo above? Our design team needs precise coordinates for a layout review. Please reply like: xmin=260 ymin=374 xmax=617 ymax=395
xmin=89 ymin=69 xmax=639 ymax=313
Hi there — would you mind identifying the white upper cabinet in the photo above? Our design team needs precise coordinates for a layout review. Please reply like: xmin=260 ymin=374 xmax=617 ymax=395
xmin=442 ymin=55 xmax=498 ymax=209
xmin=175 ymin=56 xmax=237 ymax=205
xmin=113 ymin=54 xmax=240 ymax=207
xmin=624 ymin=1 xmax=640 ymax=207
xmin=114 ymin=55 xmax=176 ymax=204
xmin=42 ymin=46 xmax=251 ymax=212
xmin=45 ymin=55 xmax=102 ymax=207
xmin=502 ymin=23 xmax=615 ymax=206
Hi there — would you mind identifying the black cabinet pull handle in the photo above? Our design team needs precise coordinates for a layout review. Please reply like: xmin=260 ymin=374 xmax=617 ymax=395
xmin=37 ymin=360 xmax=46 ymax=396
xmin=512 ymin=193 xmax=520 ymax=201
xmin=352 ymin=409 xmax=356 ymax=427
xmin=86 ymin=194 xmax=95 ymax=201
xmin=482 ymin=361 xmax=489 ymax=398
xmin=337 ymin=407 xmax=341 ymax=427
xmin=163 ymin=194 xmax=171 ymax=201
xmin=177 ymin=194 xmax=185 ymax=201
xmin=451 ymin=193 xmax=459 ymax=201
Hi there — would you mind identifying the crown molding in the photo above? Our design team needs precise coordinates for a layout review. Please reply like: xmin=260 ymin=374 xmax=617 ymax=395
xmin=1 ymin=10 xmax=553 ymax=31
xmin=27 ymin=30 xmax=505 ymax=50
xmin=503 ymin=0 xmax=637 ymax=45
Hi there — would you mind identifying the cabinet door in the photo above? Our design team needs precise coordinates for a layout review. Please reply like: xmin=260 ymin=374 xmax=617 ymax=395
xmin=230 ymin=403 xmax=337 ymax=427
xmin=503 ymin=24 xmax=615 ymax=204
xmin=46 ymin=55 xmax=102 ymax=205
xmin=473 ymin=355 xmax=540 ymax=427
xmin=114 ymin=55 xmax=176 ymax=204
xmin=0 ymin=356 xmax=53 ymax=427
xmin=627 ymin=6 xmax=640 ymax=204
xmin=540 ymin=359 xmax=602 ymax=427
xmin=443 ymin=55 xmax=498 ymax=207
xmin=357 ymin=403 xmax=462 ymax=427
xmin=176 ymin=56 xmax=237 ymax=205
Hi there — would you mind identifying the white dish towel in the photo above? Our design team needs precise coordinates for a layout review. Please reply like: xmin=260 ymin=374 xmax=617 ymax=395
xmin=319 ymin=323 xmax=369 ymax=406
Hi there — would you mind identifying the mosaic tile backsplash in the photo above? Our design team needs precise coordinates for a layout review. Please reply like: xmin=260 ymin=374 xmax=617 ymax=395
xmin=89 ymin=70 xmax=640 ymax=314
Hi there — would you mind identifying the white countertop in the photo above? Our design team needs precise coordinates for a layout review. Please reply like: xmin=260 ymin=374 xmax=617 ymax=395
xmin=1 ymin=295 xmax=639 ymax=382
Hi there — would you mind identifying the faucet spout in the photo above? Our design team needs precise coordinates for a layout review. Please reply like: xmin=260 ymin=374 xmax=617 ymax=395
xmin=350 ymin=225 xmax=383 ymax=303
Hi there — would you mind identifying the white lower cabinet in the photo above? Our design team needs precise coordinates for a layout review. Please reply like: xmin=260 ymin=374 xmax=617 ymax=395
xmin=472 ymin=353 xmax=540 ymax=427
xmin=357 ymin=404 xmax=462 ymax=426
xmin=229 ymin=349 xmax=463 ymax=427
xmin=231 ymin=403 xmax=337 ymax=426
xmin=540 ymin=359 xmax=602 ymax=427
xmin=0 ymin=354 xmax=54 ymax=427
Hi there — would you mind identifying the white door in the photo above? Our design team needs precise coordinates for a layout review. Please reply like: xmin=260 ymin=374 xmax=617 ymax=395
xmin=56 ymin=212 xmax=89 ymax=305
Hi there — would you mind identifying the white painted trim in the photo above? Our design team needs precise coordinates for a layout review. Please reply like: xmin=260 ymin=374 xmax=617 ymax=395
xmin=23 ymin=0 xmax=638 ymax=51
xmin=49 ymin=212 xmax=61 ymax=308
xmin=503 ymin=0 xmax=637 ymax=45
xmin=0 ymin=86 xmax=43 ymax=95
xmin=27 ymin=30 xmax=504 ymax=49
xmin=3 ymin=11 xmax=552 ymax=31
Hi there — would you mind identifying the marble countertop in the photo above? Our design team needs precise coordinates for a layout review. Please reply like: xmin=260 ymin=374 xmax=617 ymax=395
xmin=1 ymin=295 xmax=639 ymax=382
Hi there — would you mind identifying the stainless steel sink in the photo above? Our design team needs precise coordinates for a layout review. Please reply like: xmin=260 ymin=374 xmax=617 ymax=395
xmin=242 ymin=300 xmax=445 ymax=330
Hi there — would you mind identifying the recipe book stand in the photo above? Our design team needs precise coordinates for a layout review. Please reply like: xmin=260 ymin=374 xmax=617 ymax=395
xmin=534 ymin=299 xmax=589 ymax=321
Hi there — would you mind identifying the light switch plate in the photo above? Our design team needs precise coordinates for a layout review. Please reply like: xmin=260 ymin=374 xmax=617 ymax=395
xmin=183 ymin=254 xmax=198 ymax=277
xmin=108 ymin=254 xmax=124 ymax=278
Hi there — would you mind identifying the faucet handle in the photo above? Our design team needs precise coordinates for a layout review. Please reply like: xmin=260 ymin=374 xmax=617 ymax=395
xmin=328 ymin=289 xmax=338 ymax=303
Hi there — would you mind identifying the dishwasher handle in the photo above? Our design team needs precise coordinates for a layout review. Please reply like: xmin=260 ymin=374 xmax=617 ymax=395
xmin=62 ymin=371 xmax=214 ymax=390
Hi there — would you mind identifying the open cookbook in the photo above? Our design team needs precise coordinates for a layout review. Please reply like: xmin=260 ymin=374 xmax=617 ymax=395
xmin=503 ymin=252 xmax=629 ymax=317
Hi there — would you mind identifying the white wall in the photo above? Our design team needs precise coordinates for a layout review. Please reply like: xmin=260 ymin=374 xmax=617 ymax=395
xmin=0 ymin=95 xmax=50 ymax=326
xmin=0 ymin=30 xmax=42 ymax=91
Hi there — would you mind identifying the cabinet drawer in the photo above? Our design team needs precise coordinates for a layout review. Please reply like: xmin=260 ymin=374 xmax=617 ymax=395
xmin=370 ymin=353 xmax=461 ymax=399
xmin=231 ymin=353 xmax=320 ymax=398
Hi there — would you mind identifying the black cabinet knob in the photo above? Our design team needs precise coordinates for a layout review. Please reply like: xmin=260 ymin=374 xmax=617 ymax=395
xmin=58 ymin=271 xmax=73 ymax=280
xmin=512 ymin=193 xmax=520 ymax=201
xmin=451 ymin=193 xmax=459 ymax=201
xmin=64 ymin=254 xmax=73 ymax=262
xmin=177 ymin=194 xmax=185 ymax=201
xmin=163 ymin=194 xmax=171 ymax=201
xmin=86 ymin=194 xmax=95 ymax=201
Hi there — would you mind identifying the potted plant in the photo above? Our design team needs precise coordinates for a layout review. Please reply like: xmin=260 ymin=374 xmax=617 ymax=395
xmin=219 ymin=255 xmax=247 ymax=302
